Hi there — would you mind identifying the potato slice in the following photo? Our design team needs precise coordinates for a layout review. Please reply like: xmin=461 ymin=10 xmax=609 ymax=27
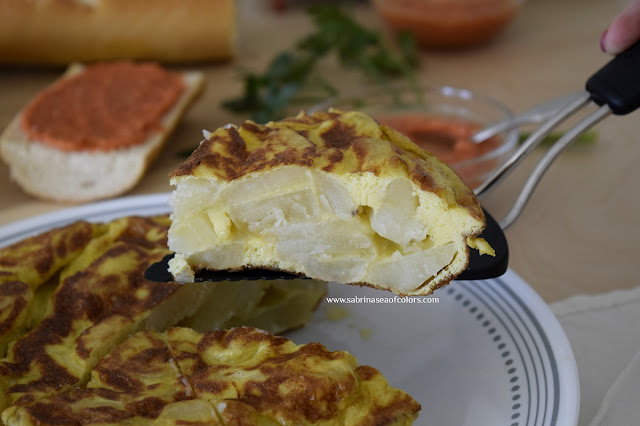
xmin=168 ymin=110 xmax=489 ymax=295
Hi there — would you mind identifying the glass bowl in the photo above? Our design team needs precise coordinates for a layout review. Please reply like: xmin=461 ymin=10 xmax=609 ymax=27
xmin=373 ymin=0 xmax=525 ymax=49
xmin=309 ymin=85 xmax=519 ymax=189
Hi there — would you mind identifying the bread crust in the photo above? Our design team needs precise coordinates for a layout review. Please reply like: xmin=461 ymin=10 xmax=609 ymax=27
xmin=0 ymin=0 xmax=235 ymax=64
xmin=0 ymin=64 xmax=204 ymax=203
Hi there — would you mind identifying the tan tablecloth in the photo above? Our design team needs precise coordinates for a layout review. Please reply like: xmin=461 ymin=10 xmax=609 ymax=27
xmin=1 ymin=1 xmax=640 ymax=423
xmin=552 ymin=285 xmax=640 ymax=425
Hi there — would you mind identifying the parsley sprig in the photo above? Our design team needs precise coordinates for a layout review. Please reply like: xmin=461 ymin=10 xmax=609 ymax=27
xmin=222 ymin=6 xmax=419 ymax=124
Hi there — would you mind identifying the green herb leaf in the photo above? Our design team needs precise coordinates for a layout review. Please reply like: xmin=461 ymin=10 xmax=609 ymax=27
xmin=221 ymin=5 xmax=419 ymax=124
xmin=397 ymin=30 xmax=419 ymax=68
xmin=519 ymin=129 xmax=598 ymax=147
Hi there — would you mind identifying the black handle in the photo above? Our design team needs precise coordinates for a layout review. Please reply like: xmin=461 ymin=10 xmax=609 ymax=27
xmin=586 ymin=40 xmax=640 ymax=115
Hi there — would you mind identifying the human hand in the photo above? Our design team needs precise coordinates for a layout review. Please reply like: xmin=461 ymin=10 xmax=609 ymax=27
xmin=601 ymin=0 xmax=640 ymax=54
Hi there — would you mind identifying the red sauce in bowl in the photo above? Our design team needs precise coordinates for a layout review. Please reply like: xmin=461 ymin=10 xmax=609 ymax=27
xmin=374 ymin=0 xmax=520 ymax=48
xmin=377 ymin=113 xmax=505 ymax=187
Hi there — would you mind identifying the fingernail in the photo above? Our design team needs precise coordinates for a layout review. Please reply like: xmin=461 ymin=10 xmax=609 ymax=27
xmin=600 ymin=28 xmax=609 ymax=52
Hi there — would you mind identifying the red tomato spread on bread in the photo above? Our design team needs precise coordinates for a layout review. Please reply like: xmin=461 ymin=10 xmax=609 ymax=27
xmin=20 ymin=62 xmax=185 ymax=152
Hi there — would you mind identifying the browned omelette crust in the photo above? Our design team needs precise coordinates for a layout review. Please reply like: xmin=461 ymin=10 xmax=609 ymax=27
xmin=0 ymin=220 xmax=98 ymax=285
xmin=0 ymin=216 xmax=181 ymax=410
xmin=0 ymin=282 xmax=32 ymax=356
xmin=6 ymin=331 xmax=192 ymax=425
xmin=167 ymin=327 xmax=421 ymax=425
xmin=171 ymin=109 xmax=483 ymax=224
xmin=8 ymin=327 xmax=420 ymax=425
xmin=0 ymin=221 xmax=101 ymax=356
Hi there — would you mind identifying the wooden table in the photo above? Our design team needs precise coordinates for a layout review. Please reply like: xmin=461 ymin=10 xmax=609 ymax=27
xmin=1 ymin=0 xmax=638 ymax=303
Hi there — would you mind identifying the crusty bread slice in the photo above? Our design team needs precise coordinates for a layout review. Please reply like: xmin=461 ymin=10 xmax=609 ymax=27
xmin=0 ymin=64 xmax=204 ymax=203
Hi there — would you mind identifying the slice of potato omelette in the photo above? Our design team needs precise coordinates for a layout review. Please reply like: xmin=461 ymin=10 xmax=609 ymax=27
xmin=0 ymin=216 xmax=326 ymax=420
xmin=0 ymin=220 xmax=102 ymax=357
xmin=4 ymin=327 xmax=420 ymax=425
xmin=168 ymin=109 xmax=493 ymax=296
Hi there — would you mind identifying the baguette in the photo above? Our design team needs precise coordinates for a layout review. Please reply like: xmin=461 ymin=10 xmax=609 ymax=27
xmin=0 ymin=63 xmax=204 ymax=203
xmin=0 ymin=0 xmax=235 ymax=64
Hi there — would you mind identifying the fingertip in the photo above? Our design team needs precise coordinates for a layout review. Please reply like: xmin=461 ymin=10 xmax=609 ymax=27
xmin=603 ymin=0 xmax=640 ymax=55
xmin=602 ymin=25 xmax=628 ymax=55
xmin=600 ymin=28 xmax=609 ymax=53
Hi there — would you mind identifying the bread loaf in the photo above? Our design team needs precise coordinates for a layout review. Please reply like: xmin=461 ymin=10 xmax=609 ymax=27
xmin=0 ymin=0 xmax=235 ymax=64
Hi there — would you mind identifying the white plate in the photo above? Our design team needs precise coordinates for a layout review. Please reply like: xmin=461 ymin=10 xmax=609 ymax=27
xmin=0 ymin=193 xmax=579 ymax=426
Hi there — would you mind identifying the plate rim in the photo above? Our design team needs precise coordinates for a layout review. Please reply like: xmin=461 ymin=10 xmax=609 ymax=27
xmin=0 ymin=192 xmax=579 ymax=426
xmin=460 ymin=271 xmax=580 ymax=426
xmin=0 ymin=192 xmax=170 ymax=245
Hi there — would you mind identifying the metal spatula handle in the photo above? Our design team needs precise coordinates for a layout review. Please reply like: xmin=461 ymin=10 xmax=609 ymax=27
xmin=476 ymin=41 xmax=640 ymax=230
xmin=471 ymin=91 xmax=586 ymax=144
